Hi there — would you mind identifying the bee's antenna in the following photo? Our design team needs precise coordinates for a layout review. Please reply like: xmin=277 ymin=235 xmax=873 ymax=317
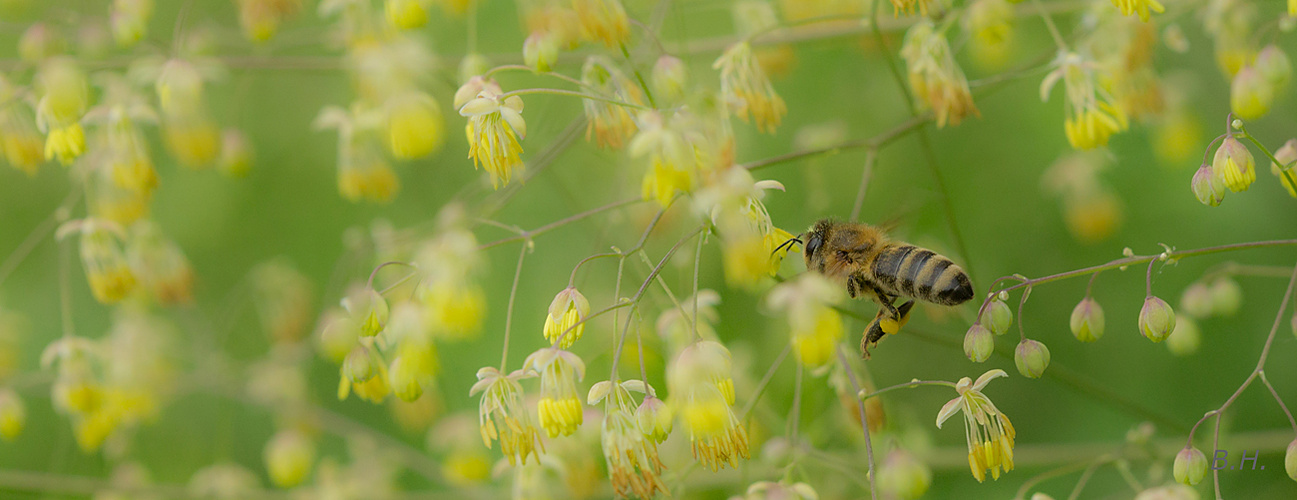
xmin=771 ymin=236 xmax=803 ymax=256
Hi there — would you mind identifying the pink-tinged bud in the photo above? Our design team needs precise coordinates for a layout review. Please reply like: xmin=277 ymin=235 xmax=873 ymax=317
xmin=1191 ymin=164 xmax=1226 ymax=206
xmin=980 ymin=299 xmax=1012 ymax=335
xmin=1272 ymin=139 xmax=1297 ymax=198
xmin=651 ymin=55 xmax=688 ymax=103
xmin=1013 ymin=339 xmax=1050 ymax=378
xmin=1231 ymin=66 xmax=1274 ymax=120
xmin=1166 ymin=315 xmax=1200 ymax=356
xmin=1173 ymin=447 xmax=1207 ymax=485
xmin=1179 ymin=282 xmax=1213 ymax=318
xmin=1208 ymin=277 xmax=1242 ymax=316
xmin=1139 ymin=296 xmax=1176 ymax=342
xmin=1286 ymin=438 xmax=1297 ymax=481
xmin=1256 ymin=45 xmax=1292 ymax=90
xmin=1070 ymin=297 xmax=1105 ymax=342
xmin=963 ymin=324 xmax=994 ymax=363
xmin=344 ymin=346 xmax=376 ymax=383
xmin=523 ymin=33 xmax=559 ymax=73
xmin=876 ymin=448 xmax=932 ymax=499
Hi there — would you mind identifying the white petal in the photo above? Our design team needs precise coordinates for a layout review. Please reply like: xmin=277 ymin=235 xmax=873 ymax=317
xmin=468 ymin=377 xmax=494 ymax=396
xmin=587 ymin=381 xmax=612 ymax=404
xmin=972 ymin=369 xmax=1008 ymax=391
xmin=621 ymin=380 xmax=649 ymax=394
xmin=503 ymin=95 xmax=524 ymax=113
xmin=1039 ymin=70 xmax=1063 ymax=102
xmin=557 ymin=350 xmax=586 ymax=380
xmin=935 ymin=396 xmax=963 ymax=429
xmin=754 ymin=180 xmax=786 ymax=192
xmin=458 ymin=97 xmax=499 ymax=117
xmin=501 ymin=108 xmax=527 ymax=139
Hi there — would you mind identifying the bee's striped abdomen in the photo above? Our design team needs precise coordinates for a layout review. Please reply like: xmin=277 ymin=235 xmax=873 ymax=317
xmin=871 ymin=245 xmax=973 ymax=305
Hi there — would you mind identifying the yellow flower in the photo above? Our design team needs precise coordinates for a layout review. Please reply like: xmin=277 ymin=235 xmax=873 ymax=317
xmin=264 ymin=429 xmax=315 ymax=487
xmin=0 ymin=105 xmax=45 ymax=175
xmin=1063 ymin=191 xmax=1122 ymax=244
xmin=581 ymin=57 xmax=644 ymax=149
xmin=125 ymin=221 xmax=194 ymax=304
xmin=525 ymin=348 xmax=586 ymax=438
xmin=343 ymin=287 xmax=390 ymax=337
xmin=236 ymin=0 xmax=302 ymax=43
xmin=543 ymin=287 xmax=590 ymax=348
xmin=636 ymin=396 xmax=673 ymax=443
xmin=631 ymin=111 xmax=696 ymax=207
xmin=337 ymin=358 xmax=391 ymax=403
xmin=164 ymin=117 xmax=221 ymax=168
xmin=423 ymin=282 xmax=485 ymax=340
xmin=1231 ymin=67 xmax=1274 ymax=120
xmin=470 ymin=367 xmax=543 ymax=465
xmin=441 ymin=449 xmax=491 ymax=486
xmin=588 ymin=380 xmax=668 ymax=498
xmin=105 ymin=113 xmax=158 ymax=193
xmin=936 ymin=369 xmax=1016 ymax=482
xmin=66 ymin=219 xmax=136 ymax=304
xmin=389 ymin=345 xmax=436 ymax=402
xmin=339 ymin=159 xmax=400 ymax=203
xmin=1110 ymin=0 xmax=1164 ymax=22
xmin=715 ymin=42 xmax=787 ymax=133
xmin=386 ymin=0 xmax=429 ymax=30
xmin=111 ymin=0 xmax=154 ymax=47
xmin=386 ymin=91 xmax=444 ymax=160
xmin=1152 ymin=112 xmax=1202 ymax=165
xmin=459 ymin=85 xmax=526 ymax=189
xmin=1042 ymin=53 xmax=1129 ymax=150
xmin=572 ymin=0 xmax=630 ymax=47
xmin=1212 ymin=136 xmax=1255 ymax=193
xmin=769 ymin=273 xmax=845 ymax=369
xmin=902 ymin=21 xmax=979 ymax=128
xmin=965 ymin=0 xmax=1014 ymax=70
xmin=0 ymin=389 xmax=24 ymax=441
xmin=43 ymin=123 xmax=86 ymax=165
xmin=250 ymin=260 xmax=314 ymax=344
xmin=668 ymin=341 xmax=748 ymax=471
xmin=219 ymin=128 xmax=254 ymax=177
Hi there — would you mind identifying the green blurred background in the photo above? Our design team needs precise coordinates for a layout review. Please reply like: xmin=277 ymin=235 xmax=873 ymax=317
xmin=1 ymin=0 xmax=1296 ymax=498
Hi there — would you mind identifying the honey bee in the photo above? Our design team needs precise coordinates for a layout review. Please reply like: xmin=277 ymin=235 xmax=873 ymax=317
xmin=781 ymin=219 xmax=974 ymax=357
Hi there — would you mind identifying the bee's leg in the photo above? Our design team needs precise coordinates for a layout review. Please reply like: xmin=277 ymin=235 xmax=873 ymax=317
xmin=861 ymin=312 xmax=885 ymax=359
xmin=895 ymin=300 xmax=916 ymax=329
xmin=846 ymin=275 xmax=859 ymax=299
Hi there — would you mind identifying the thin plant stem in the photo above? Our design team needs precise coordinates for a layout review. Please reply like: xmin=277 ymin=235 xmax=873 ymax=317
xmin=789 ymin=361 xmax=803 ymax=443
xmin=835 ymin=345 xmax=878 ymax=500
xmin=499 ymin=88 xmax=651 ymax=110
xmin=499 ymin=243 xmax=529 ymax=371
xmin=850 ymin=148 xmax=877 ymax=222
xmin=692 ymin=229 xmax=706 ymax=339
xmin=1067 ymin=458 xmax=1106 ymax=500
xmin=740 ymin=344 xmax=791 ymax=420
xmin=609 ymin=226 xmax=705 ymax=380
xmin=0 ymin=187 xmax=81 ymax=288
xmin=858 ymin=379 xmax=955 ymax=400
xmin=1013 ymin=457 xmax=1107 ymax=500
xmin=1030 ymin=0 xmax=1069 ymax=51
xmin=478 ymin=197 xmax=641 ymax=250
xmin=58 ymin=237 xmax=73 ymax=337
xmin=1258 ymin=371 xmax=1297 ymax=434
xmin=366 ymin=261 xmax=415 ymax=289
xmin=618 ymin=42 xmax=657 ymax=109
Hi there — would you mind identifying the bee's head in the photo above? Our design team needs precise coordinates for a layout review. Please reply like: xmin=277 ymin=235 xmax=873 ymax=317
xmin=802 ymin=219 xmax=833 ymax=269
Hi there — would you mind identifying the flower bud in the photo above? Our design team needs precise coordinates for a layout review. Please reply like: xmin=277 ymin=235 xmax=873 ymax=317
xmin=1231 ymin=66 xmax=1274 ymax=120
xmin=1212 ymin=136 xmax=1257 ymax=193
xmin=963 ymin=324 xmax=994 ymax=363
xmin=19 ymin=24 xmax=64 ymax=63
xmin=1070 ymin=297 xmax=1105 ymax=342
xmin=388 ymin=355 xmax=424 ymax=402
xmin=651 ymin=55 xmax=688 ymax=103
xmin=316 ymin=311 xmax=359 ymax=363
xmin=385 ymin=91 xmax=444 ymax=160
xmin=458 ymin=54 xmax=490 ymax=85
xmin=636 ymin=396 xmax=673 ymax=443
xmin=1271 ymin=139 xmax=1297 ymax=198
xmin=1139 ymin=296 xmax=1176 ymax=342
xmin=344 ymin=288 xmax=389 ymax=337
xmin=523 ymin=33 xmax=559 ymax=73
xmin=544 ymin=287 xmax=591 ymax=348
xmin=1173 ymin=446 xmax=1207 ymax=486
xmin=876 ymin=448 xmax=932 ymax=500
xmin=1209 ymin=277 xmax=1242 ymax=316
xmin=1256 ymin=45 xmax=1292 ymax=91
xmin=1286 ymin=438 xmax=1297 ymax=481
xmin=344 ymin=346 xmax=376 ymax=383
xmin=1030 ymin=494 xmax=1056 ymax=500
xmin=0 ymin=389 xmax=24 ymax=441
xmin=1166 ymin=314 xmax=1200 ymax=356
xmin=1179 ymin=282 xmax=1214 ymax=318
xmin=980 ymin=298 xmax=1012 ymax=335
xmin=386 ymin=0 xmax=429 ymax=30
xmin=264 ymin=429 xmax=315 ymax=488
xmin=1014 ymin=339 xmax=1050 ymax=378
xmin=219 ymin=128 xmax=253 ymax=178
xmin=1191 ymin=163 xmax=1226 ymax=206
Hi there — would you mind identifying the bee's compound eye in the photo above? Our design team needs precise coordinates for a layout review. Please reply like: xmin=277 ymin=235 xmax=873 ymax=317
xmin=806 ymin=236 xmax=822 ymax=257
